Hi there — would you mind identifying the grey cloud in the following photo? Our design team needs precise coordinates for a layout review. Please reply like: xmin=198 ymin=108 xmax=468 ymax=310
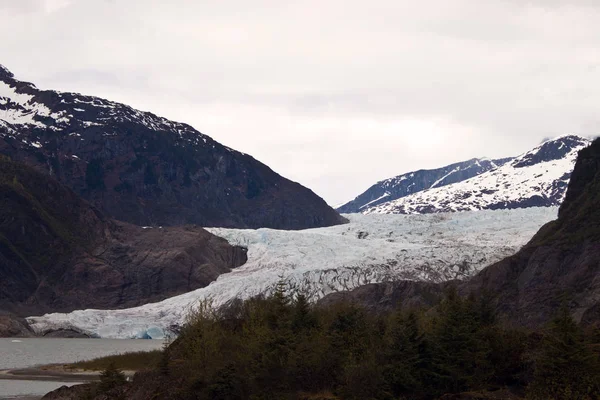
xmin=0 ymin=0 xmax=598 ymax=205
xmin=0 ymin=0 xmax=43 ymax=12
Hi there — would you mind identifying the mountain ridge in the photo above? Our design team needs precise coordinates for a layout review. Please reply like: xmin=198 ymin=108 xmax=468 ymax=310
xmin=362 ymin=135 xmax=590 ymax=214
xmin=323 ymin=137 xmax=600 ymax=328
xmin=337 ymin=157 xmax=513 ymax=213
xmin=0 ymin=65 xmax=345 ymax=230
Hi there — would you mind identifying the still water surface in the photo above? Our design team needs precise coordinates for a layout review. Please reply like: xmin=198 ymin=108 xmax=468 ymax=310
xmin=0 ymin=338 xmax=163 ymax=399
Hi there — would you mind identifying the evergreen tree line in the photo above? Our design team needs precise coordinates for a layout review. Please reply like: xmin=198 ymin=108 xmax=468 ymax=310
xmin=150 ymin=285 xmax=600 ymax=400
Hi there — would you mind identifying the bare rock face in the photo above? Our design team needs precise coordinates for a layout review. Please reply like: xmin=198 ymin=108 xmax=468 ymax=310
xmin=318 ymin=280 xmax=449 ymax=312
xmin=0 ymin=64 xmax=345 ymax=230
xmin=0 ymin=156 xmax=247 ymax=316
xmin=465 ymin=137 xmax=600 ymax=327
xmin=0 ymin=313 xmax=34 ymax=337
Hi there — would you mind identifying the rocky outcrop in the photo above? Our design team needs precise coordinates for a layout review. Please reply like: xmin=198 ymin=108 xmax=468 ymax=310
xmin=465 ymin=137 xmax=600 ymax=327
xmin=0 ymin=313 xmax=34 ymax=337
xmin=41 ymin=371 xmax=177 ymax=400
xmin=318 ymin=280 xmax=450 ymax=312
xmin=42 ymin=384 xmax=95 ymax=400
xmin=0 ymin=64 xmax=345 ymax=230
xmin=0 ymin=156 xmax=247 ymax=316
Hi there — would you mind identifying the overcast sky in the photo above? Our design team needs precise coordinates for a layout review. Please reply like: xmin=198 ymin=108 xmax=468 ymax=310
xmin=1 ymin=0 xmax=599 ymax=205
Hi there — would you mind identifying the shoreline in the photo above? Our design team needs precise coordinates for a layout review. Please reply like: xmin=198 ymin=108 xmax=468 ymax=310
xmin=0 ymin=364 xmax=136 ymax=383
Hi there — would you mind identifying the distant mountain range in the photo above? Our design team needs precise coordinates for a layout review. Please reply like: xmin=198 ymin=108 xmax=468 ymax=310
xmin=0 ymin=64 xmax=345 ymax=229
xmin=337 ymin=157 xmax=514 ymax=213
xmin=338 ymin=135 xmax=590 ymax=214
xmin=326 ymin=136 xmax=600 ymax=330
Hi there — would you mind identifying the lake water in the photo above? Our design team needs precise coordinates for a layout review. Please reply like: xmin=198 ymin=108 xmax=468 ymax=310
xmin=0 ymin=338 xmax=163 ymax=399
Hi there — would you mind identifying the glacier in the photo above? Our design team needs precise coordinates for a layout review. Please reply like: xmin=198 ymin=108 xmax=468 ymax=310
xmin=27 ymin=208 xmax=558 ymax=339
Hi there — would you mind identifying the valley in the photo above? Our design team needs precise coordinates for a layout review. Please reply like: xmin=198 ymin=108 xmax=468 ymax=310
xmin=27 ymin=207 xmax=556 ymax=339
xmin=0 ymin=61 xmax=598 ymax=399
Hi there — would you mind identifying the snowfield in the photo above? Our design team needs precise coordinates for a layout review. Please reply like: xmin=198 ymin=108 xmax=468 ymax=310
xmin=364 ymin=135 xmax=589 ymax=214
xmin=27 ymin=208 xmax=558 ymax=339
xmin=0 ymin=65 xmax=213 ymax=150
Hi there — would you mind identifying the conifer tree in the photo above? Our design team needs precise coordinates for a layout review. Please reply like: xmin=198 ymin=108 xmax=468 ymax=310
xmin=292 ymin=292 xmax=317 ymax=333
xmin=433 ymin=288 xmax=492 ymax=393
xmin=384 ymin=310 xmax=421 ymax=396
xmin=98 ymin=361 xmax=127 ymax=393
xmin=527 ymin=305 xmax=600 ymax=400
xmin=159 ymin=339 xmax=171 ymax=377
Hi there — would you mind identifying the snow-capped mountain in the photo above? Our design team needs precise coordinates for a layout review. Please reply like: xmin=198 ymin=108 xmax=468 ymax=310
xmin=27 ymin=207 xmax=557 ymax=338
xmin=363 ymin=135 xmax=590 ymax=214
xmin=0 ymin=64 xmax=344 ymax=229
xmin=337 ymin=157 xmax=513 ymax=213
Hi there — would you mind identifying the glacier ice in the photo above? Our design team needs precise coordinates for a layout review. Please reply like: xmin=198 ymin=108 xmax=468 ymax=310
xmin=27 ymin=208 xmax=557 ymax=339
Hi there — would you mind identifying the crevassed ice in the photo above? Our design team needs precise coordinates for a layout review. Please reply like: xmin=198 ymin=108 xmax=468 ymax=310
xmin=27 ymin=207 xmax=557 ymax=339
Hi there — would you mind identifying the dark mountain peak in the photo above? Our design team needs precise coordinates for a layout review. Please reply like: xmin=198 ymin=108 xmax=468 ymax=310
xmin=0 ymin=66 xmax=345 ymax=229
xmin=559 ymin=136 xmax=600 ymax=218
xmin=0 ymin=64 xmax=14 ymax=80
xmin=0 ymin=156 xmax=247 ymax=316
xmin=512 ymin=134 xmax=589 ymax=168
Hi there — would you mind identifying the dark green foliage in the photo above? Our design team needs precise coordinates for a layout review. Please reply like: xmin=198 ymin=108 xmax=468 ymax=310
xmin=159 ymin=341 xmax=171 ymax=377
xmin=527 ymin=306 xmax=600 ymax=399
xmin=432 ymin=288 xmax=494 ymax=393
xmin=69 ymin=350 xmax=163 ymax=371
xmin=98 ymin=361 xmax=127 ymax=393
xmin=206 ymin=363 xmax=245 ymax=400
xmin=153 ymin=291 xmax=599 ymax=400
xmin=85 ymin=158 xmax=105 ymax=190
xmin=383 ymin=310 xmax=421 ymax=396
xmin=292 ymin=293 xmax=317 ymax=333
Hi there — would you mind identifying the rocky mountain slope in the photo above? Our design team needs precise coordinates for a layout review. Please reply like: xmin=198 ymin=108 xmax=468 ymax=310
xmin=0 ymin=155 xmax=247 ymax=318
xmin=0 ymin=65 xmax=344 ymax=229
xmin=324 ymin=138 xmax=600 ymax=328
xmin=465 ymin=136 xmax=600 ymax=327
xmin=337 ymin=157 xmax=513 ymax=213
xmin=27 ymin=207 xmax=556 ymax=338
xmin=351 ymin=135 xmax=589 ymax=215
xmin=0 ymin=312 xmax=34 ymax=337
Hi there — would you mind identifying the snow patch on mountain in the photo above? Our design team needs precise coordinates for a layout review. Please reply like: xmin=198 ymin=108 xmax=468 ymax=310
xmin=0 ymin=65 xmax=212 ymax=148
xmin=27 ymin=207 xmax=557 ymax=339
xmin=365 ymin=135 xmax=590 ymax=214
xmin=338 ymin=157 xmax=513 ymax=214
